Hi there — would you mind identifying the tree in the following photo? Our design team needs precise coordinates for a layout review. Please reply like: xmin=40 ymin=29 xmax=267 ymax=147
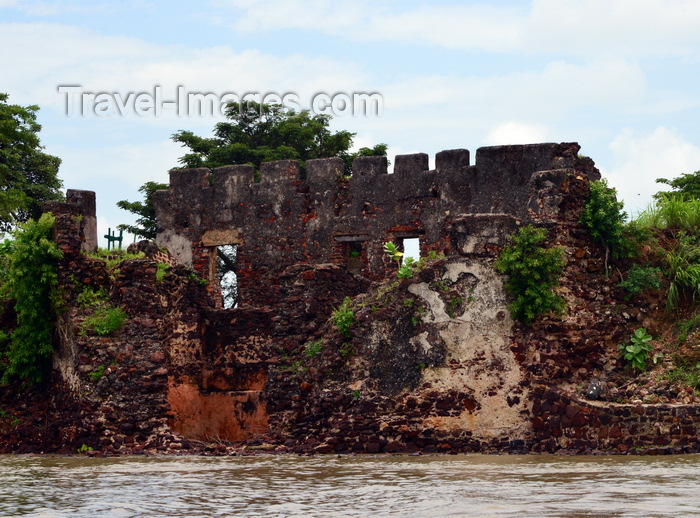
xmin=0 ymin=93 xmax=63 ymax=232
xmin=655 ymin=170 xmax=700 ymax=200
xmin=0 ymin=213 xmax=62 ymax=385
xmin=116 ymin=181 xmax=168 ymax=239
xmin=171 ymin=101 xmax=387 ymax=173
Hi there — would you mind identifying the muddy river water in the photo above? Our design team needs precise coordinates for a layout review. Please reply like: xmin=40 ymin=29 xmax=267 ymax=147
xmin=1 ymin=454 xmax=699 ymax=517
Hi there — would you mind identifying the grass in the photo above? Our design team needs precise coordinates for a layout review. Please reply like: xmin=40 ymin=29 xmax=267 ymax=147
xmin=665 ymin=362 xmax=700 ymax=392
xmin=633 ymin=194 xmax=700 ymax=233
xmin=665 ymin=233 xmax=700 ymax=312
xmin=86 ymin=248 xmax=146 ymax=269
xmin=80 ymin=306 xmax=127 ymax=336
xmin=676 ymin=313 xmax=700 ymax=344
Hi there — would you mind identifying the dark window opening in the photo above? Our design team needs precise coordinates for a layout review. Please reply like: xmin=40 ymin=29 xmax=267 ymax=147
xmin=347 ymin=241 xmax=363 ymax=273
xmin=349 ymin=241 xmax=363 ymax=258
xmin=217 ymin=244 xmax=238 ymax=309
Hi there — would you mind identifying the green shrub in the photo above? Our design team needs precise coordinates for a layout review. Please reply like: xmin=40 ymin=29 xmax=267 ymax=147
xmin=332 ymin=297 xmax=355 ymax=338
xmin=411 ymin=306 xmax=426 ymax=326
xmin=0 ymin=214 xmax=63 ymax=385
xmin=81 ymin=306 xmax=127 ymax=336
xmin=397 ymin=256 xmax=416 ymax=279
xmin=494 ymin=225 xmax=566 ymax=326
xmin=447 ymin=296 xmax=463 ymax=318
xmin=383 ymin=241 xmax=403 ymax=264
xmin=619 ymin=328 xmax=653 ymax=371
xmin=87 ymin=365 xmax=106 ymax=382
xmin=580 ymin=179 xmax=629 ymax=259
xmin=156 ymin=262 xmax=168 ymax=283
xmin=618 ymin=265 xmax=662 ymax=299
xmin=76 ymin=287 xmax=108 ymax=307
xmin=304 ymin=340 xmax=323 ymax=358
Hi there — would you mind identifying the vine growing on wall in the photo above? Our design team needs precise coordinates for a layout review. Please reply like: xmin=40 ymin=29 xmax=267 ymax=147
xmin=0 ymin=213 xmax=63 ymax=385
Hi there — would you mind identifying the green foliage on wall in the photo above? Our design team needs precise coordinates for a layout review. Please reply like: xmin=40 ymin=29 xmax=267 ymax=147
xmin=580 ymin=179 xmax=628 ymax=259
xmin=0 ymin=213 xmax=62 ymax=385
xmin=80 ymin=306 xmax=127 ymax=336
xmin=494 ymin=225 xmax=566 ymax=326
xmin=332 ymin=297 xmax=355 ymax=338
xmin=618 ymin=264 xmax=662 ymax=299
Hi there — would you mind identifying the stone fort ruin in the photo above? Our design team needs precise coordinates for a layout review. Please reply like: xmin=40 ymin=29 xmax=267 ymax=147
xmin=22 ymin=140 xmax=698 ymax=456
xmin=152 ymin=142 xmax=599 ymax=308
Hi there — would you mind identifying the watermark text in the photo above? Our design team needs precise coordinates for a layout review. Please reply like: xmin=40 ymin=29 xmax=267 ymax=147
xmin=57 ymin=86 xmax=383 ymax=118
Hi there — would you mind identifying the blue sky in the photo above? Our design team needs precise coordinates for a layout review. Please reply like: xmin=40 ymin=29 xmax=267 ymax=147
xmin=2 ymin=0 xmax=700 ymax=246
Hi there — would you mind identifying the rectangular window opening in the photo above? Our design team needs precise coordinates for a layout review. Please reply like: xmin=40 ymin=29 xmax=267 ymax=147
xmin=217 ymin=244 xmax=238 ymax=309
xmin=401 ymin=237 xmax=421 ymax=264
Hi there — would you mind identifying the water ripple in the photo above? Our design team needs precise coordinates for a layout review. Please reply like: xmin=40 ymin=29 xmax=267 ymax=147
xmin=0 ymin=454 xmax=698 ymax=517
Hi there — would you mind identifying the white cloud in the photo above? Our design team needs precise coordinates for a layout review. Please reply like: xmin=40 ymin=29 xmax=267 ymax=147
xmin=373 ymin=58 xmax=645 ymax=139
xmin=216 ymin=0 xmax=700 ymax=57
xmin=605 ymin=126 xmax=700 ymax=216
xmin=484 ymin=122 xmax=550 ymax=146
xmin=0 ymin=22 xmax=368 ymax=114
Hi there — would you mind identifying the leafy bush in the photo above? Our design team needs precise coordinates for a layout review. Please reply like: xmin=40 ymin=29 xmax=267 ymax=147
xmin=332 ymin=297 xmax=355 ymax=338
xmin=397 ymin=256 xmax=416 ymax=279
xmin=80 ymin=306 xmax=127 ymax=336
xmin=383 ymin=241 xmax=404 ymax=269
xmin=619 ymin=328 xmax=653 ymax=371
xmin=0 ymin=214 xmax=63 ymax=385
xmin=580 ymin=179 xmax=628 ymax=259
xmin=618 ymin=265 xmax=662 ymax=299
xmin=494 ymin=225 xmax=566 ymax=326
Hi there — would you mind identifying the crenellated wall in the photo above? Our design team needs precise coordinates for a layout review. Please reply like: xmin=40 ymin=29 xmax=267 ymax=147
xmin=154 ymin=142 xmax=599 ymax=308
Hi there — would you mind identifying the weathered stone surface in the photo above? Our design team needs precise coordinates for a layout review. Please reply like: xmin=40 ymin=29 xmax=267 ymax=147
xmin=2 ymin=144 xmax=699 ymax=456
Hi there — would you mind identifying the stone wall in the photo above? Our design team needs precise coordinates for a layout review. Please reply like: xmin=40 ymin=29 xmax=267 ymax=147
xmin=153 ymin=143 xmax=599 ymax=308
xmin=4 ymin=141 xmax=699 ymax=456
xmin=531 ymin=386 xmax=700 ymax=454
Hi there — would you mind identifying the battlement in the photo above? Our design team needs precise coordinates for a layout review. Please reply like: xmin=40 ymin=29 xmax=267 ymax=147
xmin=154 ymin=142 xmax=599 ymax=308
xmin=166 ymin=143 xmax=587 ymax=193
